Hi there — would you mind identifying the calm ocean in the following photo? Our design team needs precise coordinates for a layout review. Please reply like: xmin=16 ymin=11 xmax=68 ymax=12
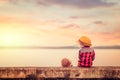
xmin=0 ymin=49 xmax=120 ymax=67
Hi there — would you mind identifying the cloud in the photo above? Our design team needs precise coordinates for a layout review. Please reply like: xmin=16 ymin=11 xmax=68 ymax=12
xmin=60 ymin=24 xmax=80 ymax=29
xmin=68 ymin=15 xmax=97 ymax=19
xmin=6 ymin=0 xmax=116 ymax=9
xmin=68 ymin=16 xmax=80 ymax=19
xmin=0 ymin=14 xmax=53 ymax=26
xmin=93 ymin=21 xmax=106 ymax=25
xmin=35 ymin=0 xmax=116 ymax=8
xmin=94 ymin=31 xmax=120 ymax=42
xmin=0 ymin=15 xmax=34 ymax=24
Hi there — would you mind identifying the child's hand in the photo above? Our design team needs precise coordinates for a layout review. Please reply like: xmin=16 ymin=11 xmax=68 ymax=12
xmin=77 ymin=62 xmax=80 ymax=67
xmin=70 ymin=64 xmax=73 ymax=67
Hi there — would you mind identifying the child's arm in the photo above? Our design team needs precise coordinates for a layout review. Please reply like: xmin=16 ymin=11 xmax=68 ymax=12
xmin=78 ymin=50 xmax=81 ymax=67
xmin=92 ymin=50 xmax=95 ymax=61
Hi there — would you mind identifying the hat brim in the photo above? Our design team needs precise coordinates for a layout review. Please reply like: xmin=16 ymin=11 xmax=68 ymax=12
xmin=78 ymin=40 xmax=92 ymax=46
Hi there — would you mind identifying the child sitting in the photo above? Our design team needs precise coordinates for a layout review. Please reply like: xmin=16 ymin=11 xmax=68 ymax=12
xmin=78 ymin=36 xmax=95 ymax=67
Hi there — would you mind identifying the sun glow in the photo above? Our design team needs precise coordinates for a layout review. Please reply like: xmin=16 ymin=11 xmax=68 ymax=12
xmin=2 ymin=34 xmax=19 ymax=46
xmin=0 ymin=28 xmax=25 ymax=47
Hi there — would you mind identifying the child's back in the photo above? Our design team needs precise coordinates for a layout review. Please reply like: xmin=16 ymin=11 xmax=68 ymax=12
xmin=78 ymin=36 xmax=95 ymax=67
xmin=78 ymin=46 xmax=95 ymax=67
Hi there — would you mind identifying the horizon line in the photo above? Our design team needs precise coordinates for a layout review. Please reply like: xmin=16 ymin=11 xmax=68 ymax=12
xmin=0 ymin=45 xmax=120 ymax=49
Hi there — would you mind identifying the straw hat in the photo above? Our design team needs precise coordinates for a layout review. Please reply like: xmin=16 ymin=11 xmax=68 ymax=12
xmin=78 ymin=36 xmax=91 ymax=46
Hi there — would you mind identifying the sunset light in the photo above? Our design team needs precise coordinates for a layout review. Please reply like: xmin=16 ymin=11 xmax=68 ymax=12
xmin=0 ymin=0 xmax=120 ymax=47
xmin=1 ymin=33 xmax=20 ymax=46
xmin=0 ymin=27 xmax=25 ymax=46
xmin=0 ymin=0 xmax=120 ymax=67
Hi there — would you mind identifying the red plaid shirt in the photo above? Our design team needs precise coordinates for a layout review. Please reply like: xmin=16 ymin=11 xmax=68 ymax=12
xmin=78 ymin=47 xmax=95 ymax=67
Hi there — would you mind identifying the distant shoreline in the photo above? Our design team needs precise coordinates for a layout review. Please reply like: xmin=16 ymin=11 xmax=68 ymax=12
xmin=0 ymin=46 xmax=120 ymax=49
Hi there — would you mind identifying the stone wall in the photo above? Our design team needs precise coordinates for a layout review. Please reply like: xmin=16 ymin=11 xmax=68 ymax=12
xmin=0 ymin=66 xmax=120 ymax=79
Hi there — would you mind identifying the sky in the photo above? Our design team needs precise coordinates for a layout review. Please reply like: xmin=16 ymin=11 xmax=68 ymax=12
xmin=0 ymin=0 xmax=120 ymax=47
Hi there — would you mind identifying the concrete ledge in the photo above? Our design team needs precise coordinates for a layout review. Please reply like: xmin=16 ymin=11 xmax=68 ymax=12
xmin=0 ymin=66 xmax=120 ymax=79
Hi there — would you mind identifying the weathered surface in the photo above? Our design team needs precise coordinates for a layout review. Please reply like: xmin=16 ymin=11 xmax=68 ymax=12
xmin=0 ymin=67 xmax=120 ymax=79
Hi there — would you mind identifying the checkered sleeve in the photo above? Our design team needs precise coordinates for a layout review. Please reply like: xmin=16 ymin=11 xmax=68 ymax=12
xmin=91 ymin=50 xmax=95 ymax=61
xmin=78 ymin=50 xmax=81 ymax=62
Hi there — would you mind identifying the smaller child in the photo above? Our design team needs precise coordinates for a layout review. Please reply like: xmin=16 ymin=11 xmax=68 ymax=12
xmin=78 ymin=36 xmax=95 ymax=67
xmin=61 ymin=58 xmax=72 ymax=67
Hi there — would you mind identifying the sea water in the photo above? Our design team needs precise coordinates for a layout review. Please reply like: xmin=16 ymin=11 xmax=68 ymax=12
xmin=0 ymin=49 xmax=120 ymax=67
